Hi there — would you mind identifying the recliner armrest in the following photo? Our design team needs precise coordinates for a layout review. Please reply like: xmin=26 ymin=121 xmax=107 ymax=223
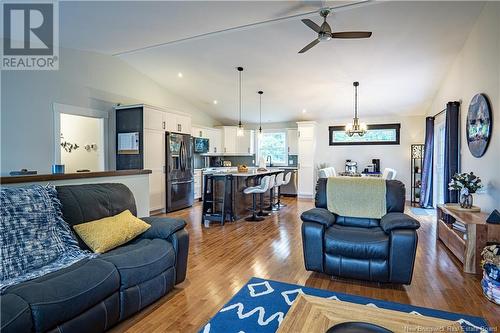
xmin=380 ymin=212 xmax=420 ymax=234
xmin=139 ymin=216 xmax=186 ymax=240
xmin=300 ymin=208 xmax=336 ymax=228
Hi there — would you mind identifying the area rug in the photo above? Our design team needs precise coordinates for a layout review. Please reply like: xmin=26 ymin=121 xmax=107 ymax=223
xmin=200 ymin=277 xmax=490 ymax=333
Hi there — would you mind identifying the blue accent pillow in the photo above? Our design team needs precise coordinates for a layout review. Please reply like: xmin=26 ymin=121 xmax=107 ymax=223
xmin=0 ymin=185 xmax=94 ymax=293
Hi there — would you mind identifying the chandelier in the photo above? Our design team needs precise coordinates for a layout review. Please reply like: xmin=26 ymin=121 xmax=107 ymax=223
xmin=345 ymin=81 xmax=367 ymax=137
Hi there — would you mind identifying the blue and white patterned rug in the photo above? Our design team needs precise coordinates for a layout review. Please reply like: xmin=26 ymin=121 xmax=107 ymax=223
xmin=200 ymin=277 xmax=491 ymax=333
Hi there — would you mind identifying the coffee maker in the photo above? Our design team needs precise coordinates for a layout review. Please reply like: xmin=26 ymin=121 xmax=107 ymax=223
xmin=372 ymin=159 xmax=380 ymax=173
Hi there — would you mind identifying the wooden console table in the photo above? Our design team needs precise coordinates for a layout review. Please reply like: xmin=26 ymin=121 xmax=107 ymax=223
xmin=437 ymin=204 xmax=500 ymax=274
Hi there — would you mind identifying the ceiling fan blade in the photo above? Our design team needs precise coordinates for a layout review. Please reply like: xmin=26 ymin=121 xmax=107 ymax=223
xmin=301 ymin=19 xmax=321 ymax=33
xmin=331 ymin=31 xmax=372 ymax=39
xmin=298 ymin=39 xmax=320 ymax=53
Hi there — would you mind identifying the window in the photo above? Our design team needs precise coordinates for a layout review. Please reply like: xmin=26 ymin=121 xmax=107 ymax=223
xmin=328 ymin=123 xmax=401 ymax=145
xmin=258 ymin=131 xmax=287 ymax=165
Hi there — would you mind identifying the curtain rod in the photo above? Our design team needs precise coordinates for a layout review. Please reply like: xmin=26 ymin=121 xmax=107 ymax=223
xmin=433 ymin=108 xmax=446 ymax=118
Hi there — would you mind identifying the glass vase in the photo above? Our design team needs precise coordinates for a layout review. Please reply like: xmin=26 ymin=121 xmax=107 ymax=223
xmin=460 ymin=193 xmax=473 ymax=209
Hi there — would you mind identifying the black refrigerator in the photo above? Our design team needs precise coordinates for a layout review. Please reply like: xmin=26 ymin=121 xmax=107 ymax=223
xmin=166 ymin=132 xmax=194 ymax=212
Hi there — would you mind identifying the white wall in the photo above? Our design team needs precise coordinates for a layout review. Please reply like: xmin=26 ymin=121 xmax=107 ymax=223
xmin=1 ymin=47 xmax=219 ymax=175
xmin=426 ymin=3 xmax=500 ymax=212
xmin=315 ymin=115 xmax=426 ymax=198
xmin=60 ymin=113 xmax=104 ymax=173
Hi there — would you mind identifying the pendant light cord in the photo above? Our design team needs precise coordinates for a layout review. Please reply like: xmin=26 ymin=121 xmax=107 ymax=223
xmin=258 ymin=91 xmax=263 ymax=132
xmin=238 ymin=67 xmax=243 ymax=127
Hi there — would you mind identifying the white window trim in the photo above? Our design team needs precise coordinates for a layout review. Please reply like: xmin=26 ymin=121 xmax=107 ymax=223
xmin=256 ymin=129 xmax=288 ymax=166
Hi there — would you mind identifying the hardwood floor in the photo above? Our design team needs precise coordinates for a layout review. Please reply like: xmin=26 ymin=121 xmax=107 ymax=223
xmin=111 ymin=198 xmax=500 ymax=332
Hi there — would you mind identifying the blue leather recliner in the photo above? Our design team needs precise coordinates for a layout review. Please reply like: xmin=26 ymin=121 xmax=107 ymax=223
xmin=301 ymin=178 xmax=420 ymax=284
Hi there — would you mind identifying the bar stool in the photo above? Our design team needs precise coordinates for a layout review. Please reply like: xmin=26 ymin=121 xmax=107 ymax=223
xmin=277 ymin=171 xmax=292 ymax=208
xmin=271 ymin=172 xmax=285 ymax=211
xmin=258 ymin=174 xmax=275 ymax=216
xmin=244 ymin=175 xmax=271 ymax=222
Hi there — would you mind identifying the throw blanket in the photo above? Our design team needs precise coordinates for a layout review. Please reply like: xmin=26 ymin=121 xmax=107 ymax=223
xmin=327 ymin=177 xmax=387 ymax=219
xmin=0 ymin=185 xmax=94 ymax=293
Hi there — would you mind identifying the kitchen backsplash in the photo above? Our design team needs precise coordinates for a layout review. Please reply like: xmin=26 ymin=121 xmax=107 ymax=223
xmin=193 ymin=154 xmax=298 ymax=168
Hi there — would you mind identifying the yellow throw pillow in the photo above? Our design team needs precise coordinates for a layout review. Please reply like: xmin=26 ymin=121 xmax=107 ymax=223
xmin=73 ymin=210 xmax=150 ymax=253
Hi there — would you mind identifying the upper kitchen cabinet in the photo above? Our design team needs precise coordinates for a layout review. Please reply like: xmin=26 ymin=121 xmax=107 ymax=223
xmin=236 ymin=129 xmax=255 ymax=155
xmin=166 ymin=112 xmax=191 ymax=134
xmin=191 ymin=126 xmax=208 ymax=138
xmin=206 ymin=128 xmax=222 ymax=154
xmin=144 ymin=106 xmax=166 ymax=131
xmin=287 ymin=128 xmax=298 ymax=155
xmin=219 ymin=126 xmax=238 ymax=154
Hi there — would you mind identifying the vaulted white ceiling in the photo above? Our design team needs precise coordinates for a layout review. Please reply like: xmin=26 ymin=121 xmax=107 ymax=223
xmin=60 ymin=1 xmax=484 ymax=124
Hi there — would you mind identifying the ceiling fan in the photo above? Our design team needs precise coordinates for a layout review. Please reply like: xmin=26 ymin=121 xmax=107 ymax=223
xmin=299 ymin=8 xmax=372 ymax=53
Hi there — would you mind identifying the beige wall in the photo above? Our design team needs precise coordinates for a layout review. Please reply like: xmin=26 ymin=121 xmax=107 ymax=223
xmin=315 ymin=115 xmax=426 ymax=199
xmin=426 ymin=2 xmax=500 ymax=212
xmin=1 ymin=47 xmax=219 ymax=175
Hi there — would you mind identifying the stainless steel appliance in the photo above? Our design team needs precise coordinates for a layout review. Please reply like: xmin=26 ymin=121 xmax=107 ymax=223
xmin=193 ymin=137 xmax=209 ymax=153
xmin=280 ymin=169 xmax=298 ymax=196
xmin=166 ymin=132 xmax=194 ymax=212
xmin=345 ymin=160 xmax=358 ymax=173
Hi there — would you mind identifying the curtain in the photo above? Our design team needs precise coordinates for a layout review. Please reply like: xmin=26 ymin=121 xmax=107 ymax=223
xmin=420 ymin=117 xmax=434 ymax=208
xmin=443 ymin=101 xmax=460 ymax=204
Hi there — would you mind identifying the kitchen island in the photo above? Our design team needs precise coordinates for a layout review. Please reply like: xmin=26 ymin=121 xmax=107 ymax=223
xmin=201 ymin=168 xmax=287 ymax=225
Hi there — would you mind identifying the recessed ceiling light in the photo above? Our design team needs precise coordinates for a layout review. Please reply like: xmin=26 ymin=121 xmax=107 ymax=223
xmin=177 ymin=72 xmax=183 ymax=78
xmin=302 ymin=109 xmax=307 ymax=113
xmin=213 ymin=100 xmax=218 ymax=105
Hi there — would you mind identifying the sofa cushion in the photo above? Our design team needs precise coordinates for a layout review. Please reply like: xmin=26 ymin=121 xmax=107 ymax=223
xmin=56 ymin=184 xmax=137 ymax=250
xmin=140 ymin=216 xmax=187 ymax=240
xmin=325 ymin=225 xmax=389 ymax=260
xmin=0 ymin=293 xmax=33 ymax=333
xmin=6 ymin=258 xmax=119 ymax=333
xmin=101 ymin=238 xmax=175 ymax=289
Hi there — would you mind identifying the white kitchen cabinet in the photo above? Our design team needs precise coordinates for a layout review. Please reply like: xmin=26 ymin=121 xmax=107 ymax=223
xmin=166 ymin=112 xmax=191 ymax=134
xmin=143 ymin=129 xmax=165 ymax=211
xmin=206 ymin=128 xmax=222 ymax=154
xmin=236 ymin=130 xmax=254 ymax=155
xmin=144 ymin=107 xmax=165 ymax=131
xmin=287 ymin=128 xmax=298 ymax=155
xmin=192 ymin=126 xmax=208 ymax=138
xmin=297 ymin=121 xmax=317 ymax=198
xmin=219 ymin=126 xmax=238 ymax=154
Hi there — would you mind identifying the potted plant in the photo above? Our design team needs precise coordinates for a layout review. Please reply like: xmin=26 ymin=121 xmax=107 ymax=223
xmin=448 ymin=172 xmax=482 ymax=209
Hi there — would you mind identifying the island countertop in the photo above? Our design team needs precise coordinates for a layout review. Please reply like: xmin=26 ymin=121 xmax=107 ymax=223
xmin=202 ymin=168 xmax=285 ymax=177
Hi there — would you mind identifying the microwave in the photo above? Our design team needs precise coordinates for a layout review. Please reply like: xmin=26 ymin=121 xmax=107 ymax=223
xmin=194 ymin=137 xmax=209 ymax=153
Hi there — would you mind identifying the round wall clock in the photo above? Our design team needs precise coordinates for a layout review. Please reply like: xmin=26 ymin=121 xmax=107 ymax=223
xmin=466 ymin=93 xmax=492 ymax=158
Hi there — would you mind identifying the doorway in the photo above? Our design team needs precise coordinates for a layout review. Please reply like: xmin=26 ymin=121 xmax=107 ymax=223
xmin=53 ymin=103 xmax=109 ymax=173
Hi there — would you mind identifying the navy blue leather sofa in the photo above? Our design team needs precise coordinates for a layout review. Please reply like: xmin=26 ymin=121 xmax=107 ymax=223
xmin=0 ymin=183 xmax=189 ymax=333
xmin=301 ymin=178 xmax=420 ymax=284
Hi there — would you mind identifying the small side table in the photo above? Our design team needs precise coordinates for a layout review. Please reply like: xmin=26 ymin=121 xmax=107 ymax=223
xmin=437 ymin=204 xmax=500 ymax=274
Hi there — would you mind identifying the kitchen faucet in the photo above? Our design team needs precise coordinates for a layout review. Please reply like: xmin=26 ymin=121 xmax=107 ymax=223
xmin=266 ymin=155 xmax=272 ymax=167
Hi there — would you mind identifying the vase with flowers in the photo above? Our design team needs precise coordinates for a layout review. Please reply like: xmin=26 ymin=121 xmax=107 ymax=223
xmin=448 ymin=172 xmax=482 ymax=209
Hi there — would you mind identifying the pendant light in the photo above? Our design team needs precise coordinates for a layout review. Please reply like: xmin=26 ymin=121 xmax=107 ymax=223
xmin=345 ymin=81 xmax=367 ymax=137
xmin=258 ymin=91 xmax=263 ymax=139
xmin=236 ymin=67 xmax=244 ymax=137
